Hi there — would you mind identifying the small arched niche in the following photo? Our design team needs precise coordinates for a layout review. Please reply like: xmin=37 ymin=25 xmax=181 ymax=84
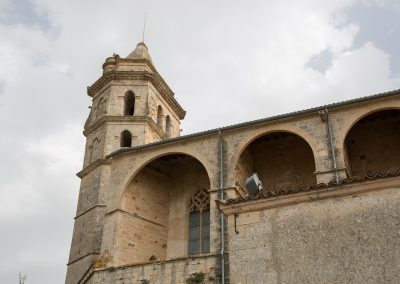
xmin=121 ymin=154 xmax=211 ymax=263
xmin=166 ymin=115 xmax=171 ymax=137
xmin=157 ymin=105 xmax=164 ymax=131
xmin=120 ymin=130 xmax=132 ymax=147
xmin=123 ymin=91 xmax=135 ymax=116
xmin=235 ymin=132 xmax=316 ymax=194
xmin=344 ymin=109 xmax=400 ymax=177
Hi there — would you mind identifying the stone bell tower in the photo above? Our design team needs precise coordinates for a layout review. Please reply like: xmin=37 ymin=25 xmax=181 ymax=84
xmin=66 ymin=42 xmax=186 ymax=284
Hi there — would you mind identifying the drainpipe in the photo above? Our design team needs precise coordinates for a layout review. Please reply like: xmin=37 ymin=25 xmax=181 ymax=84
xmin=324 ymin=108 xmax=339 ymax=183
xmin=218 ymin=130 xmax=225 ymax=284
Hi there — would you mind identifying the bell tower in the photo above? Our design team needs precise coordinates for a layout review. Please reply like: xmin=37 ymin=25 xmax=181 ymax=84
xmin=82 ymin=42 xmax=186 ymax=167
xmin=66 ymin=42 xmax=186 ymax=284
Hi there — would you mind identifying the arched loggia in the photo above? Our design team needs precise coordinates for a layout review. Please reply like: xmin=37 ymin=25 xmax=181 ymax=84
xmin=235 ymin=132 xmax=316 ymax=194
xmin=344 ymin=109 xmax=400 ymax=177
xmin=120 ymin=153 xmax=211 ymax=263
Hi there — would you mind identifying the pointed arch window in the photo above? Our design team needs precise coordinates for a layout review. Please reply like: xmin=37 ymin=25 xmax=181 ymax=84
xmin=120 ymin=130 xmax=132 ymax=147
xmin=124 ymin=91 xmax=135 ymax=116
xmin=188 ymin=189 xmax=210 ymax=255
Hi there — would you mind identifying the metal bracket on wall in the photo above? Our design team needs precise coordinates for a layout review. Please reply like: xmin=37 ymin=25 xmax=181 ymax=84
xmin=234 ymin=213 xmax=239 ymax=234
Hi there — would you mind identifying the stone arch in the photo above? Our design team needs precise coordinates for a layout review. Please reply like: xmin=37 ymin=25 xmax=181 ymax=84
xmin=123 ymin=90 xmax=135 ymax=115
xmin=231 ymin=127 xmax=318 ymax=169
xmin=233 ymin=130 xmax=317 ymax=194
xmin=119 ymin=152 xmax=212 ymax=262
xmin=343 ymin=108 xmax=400 ymax=177
xmin=121 ymin=150 xmax=214 ymax=198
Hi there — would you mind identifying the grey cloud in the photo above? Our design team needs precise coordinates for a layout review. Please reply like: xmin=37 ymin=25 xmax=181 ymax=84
xmin=0 ymin=0 xmax=51 ymax=30
xmin=306 ymin=49 xmax=334 ymax=74
xmin=348 ymin=1 xmax=400 ymax=73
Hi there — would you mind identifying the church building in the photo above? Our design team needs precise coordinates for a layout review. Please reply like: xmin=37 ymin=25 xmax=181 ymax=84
xmin=66 ymin=42 xmax=400 ymax=284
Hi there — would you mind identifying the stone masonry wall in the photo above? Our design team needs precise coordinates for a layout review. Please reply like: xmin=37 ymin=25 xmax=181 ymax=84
xmin=88 ymin=255 xmax=219 ymax=284
xmin=227 ymin=185 xmax=400 ymax=284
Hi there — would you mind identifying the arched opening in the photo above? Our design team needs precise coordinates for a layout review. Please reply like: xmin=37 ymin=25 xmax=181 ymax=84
xmin=344 ymin=109 xmax=400 ymax=177
xmin=123 ymin=91 xmax=135 ymax=115
xmin=157 ymin=105 xmax=164 ymax=131
xmin=121 ymin=154 xmax=211 ymax=263
xmin=120 ymin=130 xmax=132 ymax=147
xmin=166 ymin=115 xmax=171 ymax=137
xmin=235 ymin=132 xmax=316 ymax=194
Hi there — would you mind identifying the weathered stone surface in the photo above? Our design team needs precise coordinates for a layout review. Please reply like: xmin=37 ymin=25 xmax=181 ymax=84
xmin=227 ymin=186 xmax=400 ymax=284
xmin=66 ymin=41 xmax=400 ymax=283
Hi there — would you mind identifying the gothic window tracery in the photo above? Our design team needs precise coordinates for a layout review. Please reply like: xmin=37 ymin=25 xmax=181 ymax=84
xmin=188 ymin=189 xmax=210 ymax=255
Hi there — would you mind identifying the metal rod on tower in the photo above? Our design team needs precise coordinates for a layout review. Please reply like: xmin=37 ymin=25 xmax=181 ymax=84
xmin=142 ymin=10 xmax=147 ymax=42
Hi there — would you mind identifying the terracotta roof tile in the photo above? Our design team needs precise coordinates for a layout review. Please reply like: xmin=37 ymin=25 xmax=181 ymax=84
xmin=224 ymin=169 xmax=400 ymax=205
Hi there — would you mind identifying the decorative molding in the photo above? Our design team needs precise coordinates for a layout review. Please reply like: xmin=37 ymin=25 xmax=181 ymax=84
xmin=87 ymin=70 xmax=186 ymax=119
xmin=67 ymin=252 xmax=101 ymax=265
xmin=106 ymin=209 xmax=166 ymax=227
xmin=314 ymin=167 xmax=347 ymax=174
xmin=84 ymin=116 xmax=166 ymax=140
xmin=217 ymin=172 xmax=400 ymax=216
xmin=92 ymin=253 xmax=220 ymax=273
xmin=77 ymin=159 xmax=111 ymax=178
xmin=74 ymin=204 xmax=107 ymax=219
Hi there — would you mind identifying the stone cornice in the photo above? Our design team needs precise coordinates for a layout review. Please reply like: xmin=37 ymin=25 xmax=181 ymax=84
xmin=84 ymin=116 xmax=166 ymax=139
xmin=67 ymin=252 xmax=100 ymax=265
xmin=93 ymin=253 xmax=219 ymax=272
xmin=106 ymin=209 xmax=165 ymax=227
xmin=87 ymin=69 xmax=186 ymax=119
xmin=77 ymin=159 xmax=111 ymax=178
xmin=74 ymin=204 xmax=107 ymax=219
xmin=147 ymin=117 xmax=167 ymax=140
xmin=217 ymin=176 xmax=400 ymax=216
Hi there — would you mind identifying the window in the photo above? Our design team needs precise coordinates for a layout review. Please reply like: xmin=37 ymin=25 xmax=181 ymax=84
xmin=188 ymin=189 xmax=210 ymax=255
xmin=124 ymin=91 xmax=135 ymax=115
xmin=120 ymin=130 xmax=132 ymax=147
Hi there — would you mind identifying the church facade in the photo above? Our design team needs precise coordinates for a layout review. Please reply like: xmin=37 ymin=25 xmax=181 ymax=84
xmin=66 ymin=42 xmax=400 ymax=284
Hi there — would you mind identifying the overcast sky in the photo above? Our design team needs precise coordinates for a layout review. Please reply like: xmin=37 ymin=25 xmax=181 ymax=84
xmin=0 ymin=0 xmax=399 ymax=283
